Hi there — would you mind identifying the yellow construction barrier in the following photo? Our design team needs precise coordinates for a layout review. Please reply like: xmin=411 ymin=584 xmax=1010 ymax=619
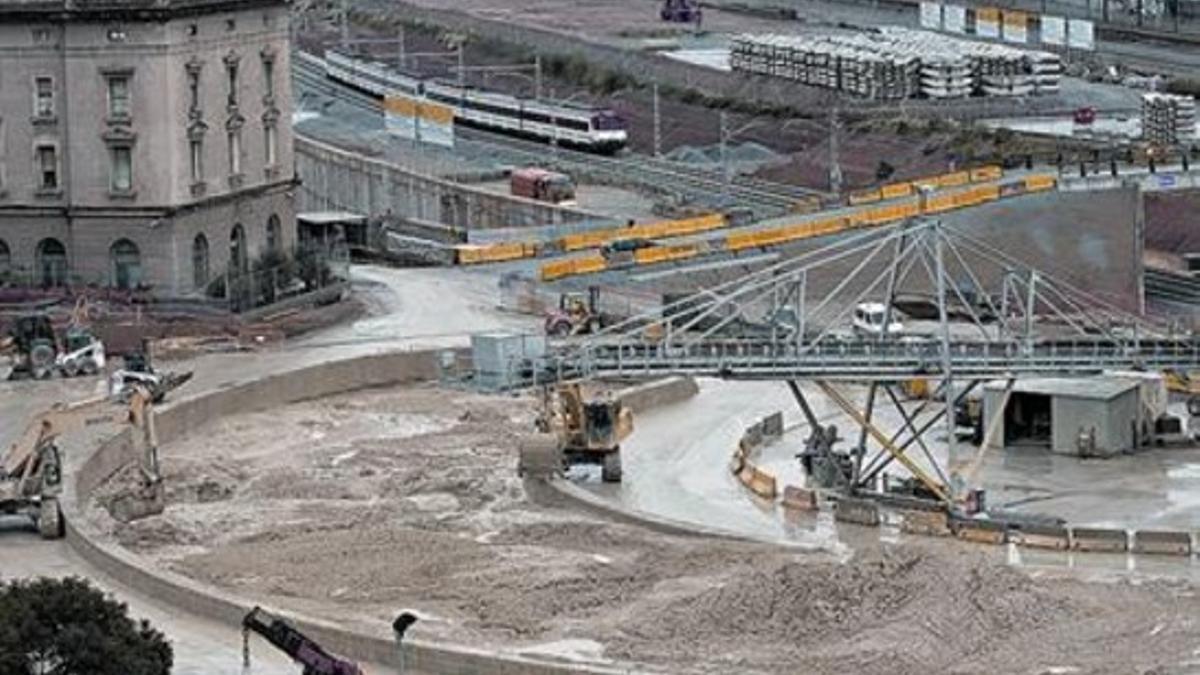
xmin=456 ymin=242 xmax=536 ymax=265
xmin=540 ymin=258 xmax=577 ymax=281
xmin=538 ymin=164 xmax=1046 ymax=279
xmin=969 ymin=165 xmax=1003 ymax=182
xmin=1024 ymin=174 xmax=1057 ymax=192
xmin=848 ymin=189 xmax=882 ymax=205
xmin=880 ymin=182 xmax=914 ymax=200
xmin=540 ymin=254 xmax=609 ymax=281
xmin=934 ymin=170 xmax=971 ymax=188
xmin=573 ymin=254 xmax=608 ymax=276
xmin=561 ymin=229 xmax=617 ymax=252
xmin=923 ymin=191 xmax=959 ymax=214
xmin=634 ymin=243 xmax=701 ymax=265
xmin=560 ymin=213 xmax=727 ymax=252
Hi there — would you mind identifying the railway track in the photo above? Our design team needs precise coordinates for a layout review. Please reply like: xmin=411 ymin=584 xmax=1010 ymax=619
xmin=291 ymin=52 xmax=824 ymax=218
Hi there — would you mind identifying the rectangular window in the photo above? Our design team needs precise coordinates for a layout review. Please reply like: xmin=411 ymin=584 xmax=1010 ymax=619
xmin=263 ymin=59 xmax=274 ymax=97
xmin=226 ymin=63 xmax=238 ymax=107
xmin=227 ymin=131 xmax=240 ymax=175
xmin=264 ymin=125 xmax=276 ymax=166
xmin=187 ymin=70 xmax=200 ymax=112
xmin=110 ymin=146 xmax=132 ymax=192
xmin=107 ymin=76 xmax=130 ymax=117
xmin=189 ymin=139 xmax=203 ymax=183
xmin=36 ymin=145 xmax=56 ymax=189
xmin=34 ymin=77 xmax=53 ymax=117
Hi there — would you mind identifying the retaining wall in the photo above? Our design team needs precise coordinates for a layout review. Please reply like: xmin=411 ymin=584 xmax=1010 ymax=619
xmin=295 ymin=133 xmax=600 ymax=231
xmin=615 ymin=376 xmax=700 ymax=413
xmin=63 ymin=349 xmax=633 ymax=675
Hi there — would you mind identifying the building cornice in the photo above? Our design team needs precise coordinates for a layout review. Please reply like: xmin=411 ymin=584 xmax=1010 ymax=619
xmin=0 ymin=176 xmax=298 ymax=220
xmin=0 ymin=0 xmax=290 ymax=24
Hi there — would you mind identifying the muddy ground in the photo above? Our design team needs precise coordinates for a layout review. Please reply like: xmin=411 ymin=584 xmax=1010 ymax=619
xmin=87 ymin=383 xmax=1200 ymax=674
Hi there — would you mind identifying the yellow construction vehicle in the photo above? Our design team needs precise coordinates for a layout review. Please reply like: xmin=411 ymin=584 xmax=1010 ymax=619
xmin=0 ymin=374 xmax=187 ymax=538
xmin=537 ymin=382 xmax=633 ymax=482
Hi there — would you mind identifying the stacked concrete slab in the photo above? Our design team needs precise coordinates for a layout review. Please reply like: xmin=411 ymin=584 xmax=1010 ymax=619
xmin=730 ymin=27 xmax=1061 ymax=100
xmin=1142 ymin=93 xmax=1197 ymax=146
xmin=729 ymin=33 xmax=920 ymax=99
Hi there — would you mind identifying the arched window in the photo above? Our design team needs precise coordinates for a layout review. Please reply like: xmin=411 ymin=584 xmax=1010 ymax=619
xmin=110 ymin=238 xmax=141 ymax=290
xmin=0 ymin=239 xmax=10 ymax=281
xmin=193 ymin=233 xmax=209 ymax=290
xmin=35 ymin=237 xmax=67 ymax=288
xmin=230 ymin=223 xmax=247 ymax=273
xmin=266 ymin=213 xmax=281 ymax=254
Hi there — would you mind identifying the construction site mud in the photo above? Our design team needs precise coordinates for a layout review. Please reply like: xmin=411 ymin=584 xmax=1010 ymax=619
xmin=84 ymin=382 xmax=1200 ymax=674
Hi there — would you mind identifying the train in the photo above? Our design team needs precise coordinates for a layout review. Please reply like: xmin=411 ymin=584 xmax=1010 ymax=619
xmin=323 ymin=50 xmax=629 ymax=154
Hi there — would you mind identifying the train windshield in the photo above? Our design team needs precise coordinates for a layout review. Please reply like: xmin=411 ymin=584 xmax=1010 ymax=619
xmin=591 ymin=112 xmax=625 ymax=131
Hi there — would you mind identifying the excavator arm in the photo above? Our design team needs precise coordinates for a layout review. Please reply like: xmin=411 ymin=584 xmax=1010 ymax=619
xmin=2 ymin=373 xmax=187 ymax=510
xmin=242 ymin=606 xmax=363 ymax=675
xmin=2 ymin=395 xmax=119 ymax=484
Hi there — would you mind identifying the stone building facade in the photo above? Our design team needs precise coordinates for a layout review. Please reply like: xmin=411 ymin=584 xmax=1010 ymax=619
xmin=0 ymin=0 xmax=296 ymax=296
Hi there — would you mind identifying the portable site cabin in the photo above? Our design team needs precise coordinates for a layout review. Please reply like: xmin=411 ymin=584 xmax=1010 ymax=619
xmin=982 ymin=377 xmax=1144 ymax=457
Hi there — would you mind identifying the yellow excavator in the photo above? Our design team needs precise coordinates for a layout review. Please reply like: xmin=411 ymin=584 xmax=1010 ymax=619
xmin=1 ymin=374 xmax=188 ymax=538
xmin=537 ymin=383 xmax=633 ymax=482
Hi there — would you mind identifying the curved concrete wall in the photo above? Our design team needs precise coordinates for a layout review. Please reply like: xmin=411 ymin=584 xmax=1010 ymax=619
xmin=63 ymin=349 xmax=630 ymax=675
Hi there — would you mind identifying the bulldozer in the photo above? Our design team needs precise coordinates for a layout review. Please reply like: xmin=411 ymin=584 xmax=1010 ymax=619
xmin=0 ymin=372 xmax=189 ymax=538
xmin=537 ymin=382 xmax=632 ymax=482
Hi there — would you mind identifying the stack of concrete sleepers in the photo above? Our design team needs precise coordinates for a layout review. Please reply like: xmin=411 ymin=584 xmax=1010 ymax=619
xmin=921 ymin=58 xmax=973 ymax=98
xmin=731 ymin=28 xmax=1062 ymax=100
xmin=881 ymin=27 xmax=1057 ymax=97
xmin=1142 ymin=93 xmax=1197 ymax=145
xmin=1029 ymin=52 xmax=1062 ymax=95
xmin=730 ymin=33 xmax=921 ymax=100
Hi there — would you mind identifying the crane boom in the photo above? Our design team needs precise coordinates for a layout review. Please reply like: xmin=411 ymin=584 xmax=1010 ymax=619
xmin=242 ymin=607 xmax=363 ymax=675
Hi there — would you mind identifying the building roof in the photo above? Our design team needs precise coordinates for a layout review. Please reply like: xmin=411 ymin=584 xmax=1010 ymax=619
xmin=985 ymin=377 xmax=1140 ymax=401
xmin=0 ymin=0 xmax=288 ymax=21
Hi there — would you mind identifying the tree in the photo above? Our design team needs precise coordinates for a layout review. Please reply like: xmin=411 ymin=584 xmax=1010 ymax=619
xmin=0 ymin=577 xmax=172 ymax=675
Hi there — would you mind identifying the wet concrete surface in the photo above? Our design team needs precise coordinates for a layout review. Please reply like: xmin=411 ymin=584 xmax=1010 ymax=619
xmin=583 ymin=376 xmax=1200 ymax=575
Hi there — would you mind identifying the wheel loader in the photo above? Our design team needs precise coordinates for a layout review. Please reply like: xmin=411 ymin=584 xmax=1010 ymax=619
xmin=537 ymin=382 xmax=632 ymax=482
xmin=0 ymin=371 xmax=189 ymax=538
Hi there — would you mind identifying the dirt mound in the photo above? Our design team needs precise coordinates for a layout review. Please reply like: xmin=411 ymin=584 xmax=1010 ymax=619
xmin=617 ymin=547 xmax=1085 ymax=672
xmin=93 ymin=384 xmax=1200 ymax=675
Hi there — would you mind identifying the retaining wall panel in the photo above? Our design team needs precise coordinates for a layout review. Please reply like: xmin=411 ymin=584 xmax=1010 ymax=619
xmin=1009 ymin=524 xmax=1071 ymax=550
xmin=898 ymin=509 xmax=951 ymax=537
xmin=953 ymin=519 xmax=1008 ymax=545
xmin=834 ymin=497 xmax=881 ymax=526
xmin=1132 ymin=530 xmax=1192 ymax=556
xmin=1071 ymin=526 xmax=1129 ymax=552
xmin=781 ymin=485 xmax=816 ymax=511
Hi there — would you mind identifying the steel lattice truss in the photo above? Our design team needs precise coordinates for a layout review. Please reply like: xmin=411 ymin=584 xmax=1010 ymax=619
xmin=536 ymin=218 xmax=1200 ymax=506
xmin=544 ymin=218 xmax=1194 ymax=381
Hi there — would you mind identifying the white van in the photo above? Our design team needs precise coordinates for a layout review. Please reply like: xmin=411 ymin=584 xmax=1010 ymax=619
xmin=852 ymin=302 xmax=904 ymax=336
